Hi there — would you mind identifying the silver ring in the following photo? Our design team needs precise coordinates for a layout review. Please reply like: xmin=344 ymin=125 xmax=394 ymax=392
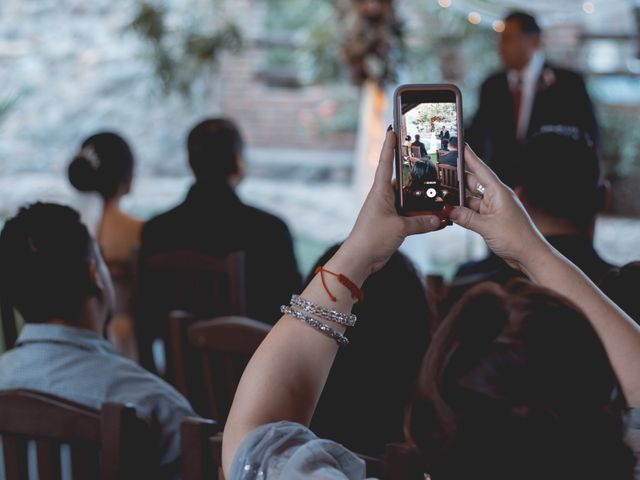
xmin=476 ymin=183 xmax=486 ymax=195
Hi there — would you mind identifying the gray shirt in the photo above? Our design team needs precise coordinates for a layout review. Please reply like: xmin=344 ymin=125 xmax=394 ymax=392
xmin=231 ymin=416 xmax=640 ymax=480
xmin=0 ymin=324 xmax=196 ymax=468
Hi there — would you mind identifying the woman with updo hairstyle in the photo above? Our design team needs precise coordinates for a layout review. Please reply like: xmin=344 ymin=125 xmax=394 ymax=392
xmin=68 ymin=132 xmax=142 ymax=360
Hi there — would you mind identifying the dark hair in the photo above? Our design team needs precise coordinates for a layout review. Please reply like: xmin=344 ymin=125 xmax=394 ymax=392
xmin=449 ymin=136 xmax=458 ymax=149
xmin=405 ymin=135 xmax=411 ymax=141
xmin=409 ymin=161 xmax=436 ymax=187
xmin=68 ymin=132 xmax=134 ymax=201
xmin=415 ymin=134 xmax=421 ymax=139
xmin=599 ymin=262 xmax=640 ymax=326
xmin=187 ymin=118 xmax=244 ymax=183
xmin=0 ymin=203 xmax=97 ymax=324
xmin=517 ymin=131 xmax=603 ymax=229
xmin=504 ymin=11 xmax=541 ymax=36
xmin=406 ymin=280 xmax=634 ymax=480
xmin=308 ymin=244 xmax=432 ymax=455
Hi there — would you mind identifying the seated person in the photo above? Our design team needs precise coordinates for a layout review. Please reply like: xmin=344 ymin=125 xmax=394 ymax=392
xmin=437 ymin=135 xmax=459 ymax=166
xmin=452 ymin=129 xmax=612 ymax=301
xmin=309 ymin=245 xmax=432 ymax=456
xmin=68 ymin=132 xmax=142 ymax=360
xmin=412 ymin=134 xmax=428 ymax=158
xmin=0 ymin=203 xmax=196 ymax=476
xmin=221 ymin=131 xmax=640 ymax=479
xmin=405 ymin=160 xmax=438 ymax=192
xmin=136 ymin=118 xmax=301 ymax=369
xmin=600 ymin=261 xmax=640 ymax=326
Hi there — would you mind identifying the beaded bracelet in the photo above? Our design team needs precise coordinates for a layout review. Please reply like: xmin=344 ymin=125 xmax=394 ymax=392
xmin=280 ymin=305 xmax=349 ymax=346
xmin=290 ymin=295 xmax=357 ymax=327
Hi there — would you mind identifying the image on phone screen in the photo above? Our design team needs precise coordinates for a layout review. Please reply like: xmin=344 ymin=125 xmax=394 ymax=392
xmin=398 ymin=90 xmax=461 ymax=212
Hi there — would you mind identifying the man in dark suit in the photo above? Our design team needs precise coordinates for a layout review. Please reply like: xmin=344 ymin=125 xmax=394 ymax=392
xmin=438 ymin=136 xmax=458 ymax=166
xmin=449 ymin=129 xmax=612 ymax=307
xmin=467 ymin=11 xmax=598 ymax=186
xmin=136 ymin=118 xmax=301 ymax=368
xmin=412 ymin=134 xmax=428 ymax=158
xmin=438 ymin=126 xmax=450 ymax=150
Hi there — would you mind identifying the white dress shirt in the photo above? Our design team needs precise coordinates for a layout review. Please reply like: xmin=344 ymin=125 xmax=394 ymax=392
xmin=508 ymin=51 xmax=546 ymax=140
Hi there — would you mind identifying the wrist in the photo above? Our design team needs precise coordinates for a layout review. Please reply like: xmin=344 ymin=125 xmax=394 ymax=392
xmin=324 ymin=241 xmax=372 ymax=287
xmin=516 ymin=237 xmax=555 ymax=279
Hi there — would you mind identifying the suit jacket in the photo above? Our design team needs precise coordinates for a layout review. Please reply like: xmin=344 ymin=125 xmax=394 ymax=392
xmin=447 ymin=235 xmax=613 ymax=310
xmin=466 ymin=64 xmax=598 ymax=186
xmin=412 ymin=140 xmax=428 ymax=158
xmin=137 ymin=182 xmax=301 ymax=327
xmin=438 ymin=150 xmax=458 ymax=167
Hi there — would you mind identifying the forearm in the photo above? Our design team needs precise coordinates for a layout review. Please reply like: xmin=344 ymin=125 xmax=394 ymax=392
xmin=222 ymin=244 xmax=369 ymax=474
xmin=522 ymin=245 xmax=640 ymax=405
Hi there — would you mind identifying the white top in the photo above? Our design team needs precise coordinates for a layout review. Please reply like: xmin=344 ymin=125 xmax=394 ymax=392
xmin=507 ymin=50 xmax=546 ymax=140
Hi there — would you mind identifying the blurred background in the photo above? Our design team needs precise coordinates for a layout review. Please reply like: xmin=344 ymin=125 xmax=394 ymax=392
xmin=1 ymin=0 xmax=639 ymax=277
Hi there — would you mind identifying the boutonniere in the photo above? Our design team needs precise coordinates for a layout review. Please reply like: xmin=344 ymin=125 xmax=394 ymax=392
xmin=540 ymin=68 xmax=556 ymax=90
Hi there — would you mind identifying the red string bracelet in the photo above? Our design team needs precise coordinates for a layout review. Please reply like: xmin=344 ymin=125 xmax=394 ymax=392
xmin=315 ymin=266 xmax=365 ymax=303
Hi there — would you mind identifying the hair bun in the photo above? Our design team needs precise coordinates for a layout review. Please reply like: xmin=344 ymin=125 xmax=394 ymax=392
xmin=68 ymin=146 xmax=100 ymax=193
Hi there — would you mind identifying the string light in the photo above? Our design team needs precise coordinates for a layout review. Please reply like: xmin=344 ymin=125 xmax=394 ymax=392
xmin=438 ymin=0 xmax=452 ymax=7
xmin=582 ymin=1 xmax=595 ymax=13
xmin=468 ymin=11 xmax=482 ymax=24
xmin=492 ymin=20 xmax=505 ymax=32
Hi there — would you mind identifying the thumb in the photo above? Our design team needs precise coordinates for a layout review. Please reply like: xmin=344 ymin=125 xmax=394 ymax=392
xmin=449 ymin=206 xmax=482 ymax=234
xmin=403 ymin=215 xmax=441 ymax=236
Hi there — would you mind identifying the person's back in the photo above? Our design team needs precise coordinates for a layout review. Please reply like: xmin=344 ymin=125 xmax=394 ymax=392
xmin=68 ymin=132 xmax=143 ymax=359
xmin=0 ymin=203 xmax=195 ymax=475
xmin=309 ymin=246 xmax=432 ymax=456
xmin=452 ymin=129 xmax=612 ymax=303
xmin=137 ymin=119 xmax=301 ymax=331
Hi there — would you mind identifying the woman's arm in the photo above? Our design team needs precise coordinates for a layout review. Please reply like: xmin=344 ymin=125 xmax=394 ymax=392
xmin=450 ymin=146 xmax=640 ymax=406
xmin=222 ymin=130 xmax=443 ymax=475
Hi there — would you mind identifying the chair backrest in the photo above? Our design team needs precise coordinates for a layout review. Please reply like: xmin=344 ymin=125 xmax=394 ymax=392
xmin=145 ymin=250 xmax=246 ymax=318
xmin=136 ymin=250 xmax=246 ymax=376
xmin=0 ymin=301 xmax=18 ymax=352
xmin=437 ymin=163 xmax=458 ymax=188
xmin=0 ymin=389 xmax=156 ymax=480
xmin=191 ymin=434 xmax=424 ymax=480
xmin=411 ymin=146 xmax=422 ymax=158
xmin=180 ymin=417 xmax=219 ymax=480
xmin=187 ymin=316 xmax=271 ymax=423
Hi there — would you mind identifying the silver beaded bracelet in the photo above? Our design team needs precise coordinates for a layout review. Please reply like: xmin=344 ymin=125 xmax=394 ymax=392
xmin=280 ymin=305 xmax=349 ymax=346
xmin=290 ymin=295 xmax=357 ymax=327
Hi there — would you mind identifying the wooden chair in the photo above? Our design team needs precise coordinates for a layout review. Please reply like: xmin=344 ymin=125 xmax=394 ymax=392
xmin=135 ymin=250 xmax=246 ymax=379
xmin=437 ymin=163 xmax=458 ymax=188
xmin=0 ymin=389 xmax=157 ymax=480
xmin=0 ymin=300 xmax=18 ymax=352
xmin=187 ymin=316 xmax=271 ymax=423
xmin=183 ymin=429 xmax=425 ymax=480
xmin=180 ymin=417 xmax=219 ymax=480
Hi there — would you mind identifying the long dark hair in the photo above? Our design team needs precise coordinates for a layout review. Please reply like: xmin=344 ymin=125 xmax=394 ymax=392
xmin=405 ymin=280 xmax=634 ymax=480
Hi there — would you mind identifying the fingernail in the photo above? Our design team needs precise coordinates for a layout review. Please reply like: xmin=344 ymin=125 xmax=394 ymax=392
xmin=387 ymin=124 xmax=393 ymax=132
xmin=441 ymin=204 xmax=453 ymax=217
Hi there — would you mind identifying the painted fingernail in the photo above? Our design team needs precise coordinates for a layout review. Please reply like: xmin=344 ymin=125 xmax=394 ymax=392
xmin=387 ymin=124 xmax=393 ymax=132
xmin=441 ymin=204 xmax=453 ymax=217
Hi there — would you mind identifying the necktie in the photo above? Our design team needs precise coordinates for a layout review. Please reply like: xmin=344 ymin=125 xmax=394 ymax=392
xmin=512 ymin=72 xmax=523 ymax=137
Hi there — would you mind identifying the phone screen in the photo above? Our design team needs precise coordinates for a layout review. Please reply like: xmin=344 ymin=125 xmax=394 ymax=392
xmin=396 ymin=88 xmax=463 ymax=213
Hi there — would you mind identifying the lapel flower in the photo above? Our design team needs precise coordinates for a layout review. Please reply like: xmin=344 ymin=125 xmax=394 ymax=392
xmin=540 ymin=67 xmax=556 ymax=90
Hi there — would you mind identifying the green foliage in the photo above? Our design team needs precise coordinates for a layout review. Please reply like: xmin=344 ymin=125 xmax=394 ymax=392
xmin=129 ymin=1 xmax=243 ymax=95
xmin=411 ymin=103 xmax=457 ymax=134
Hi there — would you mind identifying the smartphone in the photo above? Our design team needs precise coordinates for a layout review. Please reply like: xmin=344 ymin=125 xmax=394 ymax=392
xmin=393 ymin=84 xmax=465 ymax=215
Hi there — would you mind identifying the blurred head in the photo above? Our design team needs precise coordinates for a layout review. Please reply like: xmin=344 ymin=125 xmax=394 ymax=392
xmin=0 ymin=203 xmax=114 ymax=331
xmin=415 ymin=134 xmax=421 ymax=141
xmin=449 ymin=136 xmax=458 ymax=150
xmin=187 ymin=118 xmax=245 ymax=186
xmin=599 ymin=262 xmax=640 ymax=326
xmin=500 ymin=11 xmax=541 ymax=71
xmin=410 ymin=161 xmax=432 ymax=185
xmin=68 ymin=132 xmax=135 ymax=202
xmin=515 ymin=130 xmax=604 ymax=233
xmin=405 ymin=135 xmax=412 ymax=142
xmin=406 ymin=280 xmax=633 ymax=480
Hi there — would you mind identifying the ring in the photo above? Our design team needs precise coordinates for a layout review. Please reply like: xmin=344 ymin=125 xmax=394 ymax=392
xmin=476 ymin=183 xmax=486 ymax=195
